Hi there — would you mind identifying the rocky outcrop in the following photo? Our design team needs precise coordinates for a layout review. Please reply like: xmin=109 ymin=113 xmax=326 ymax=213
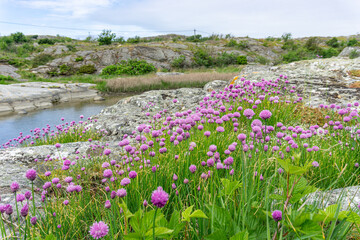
xmin=339 ymin=47 xmax=360 ymax=58
xmin=235 ymin=57 xmax=360 ymax=107
xmin=0 ymin=82 xmax=100 ymax=116
xmin=0 ymin=64 xmax=22 ymax=79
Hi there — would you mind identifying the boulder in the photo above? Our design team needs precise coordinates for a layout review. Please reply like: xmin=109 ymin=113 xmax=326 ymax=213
xmin=0 ymin=64 xmax=21 ymax=79
xmin=339 ymin=47 xmax=360 ymax=58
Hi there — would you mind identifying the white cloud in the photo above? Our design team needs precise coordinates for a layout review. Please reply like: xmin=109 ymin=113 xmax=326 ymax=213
xmin=18 ymin=0 xmax=114 ymax=18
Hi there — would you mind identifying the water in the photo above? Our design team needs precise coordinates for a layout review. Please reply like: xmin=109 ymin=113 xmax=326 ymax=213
xmin=0 ymin=95 xmax=131 ymax=146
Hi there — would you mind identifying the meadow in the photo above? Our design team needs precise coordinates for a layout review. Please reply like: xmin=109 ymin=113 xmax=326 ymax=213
xmin=1 ymin=75 xmax=360 ymax=239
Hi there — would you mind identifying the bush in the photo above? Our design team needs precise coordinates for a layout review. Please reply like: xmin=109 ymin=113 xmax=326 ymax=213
xmin=321 ymin=48 xmax=339 ymax=58
xmin=305 ymin=37 xmax=321 ymax=52
xmin=224 ymin=39 xmax=238 ymax=47
xmin=171 ymin=55 xmax=186 ymax=69
xmin=101 ymin=59 xmax=156 ymax=76
xmin=114 ymin=36 xmax=125 ymax=43
xmin=59 ymin=64 xmax=74 ymax=75
xmin=193 ymin=48 xmax=214 ymax=67
xmin=326 ymin=37 xmax=340 ymax=48
xmin=349 ymin=50 xmax=360 ymax=59
xmin=75 ymin=56 xmax=84 ymax=62
xmin=256 ymin=55 xmax=270 ymax=65
xmin=97 ymin=30 xmax=116 ymax=45
xmin=38 ymin=38 xmax=55 ymax=45
xmin=186 ymin=34 xmax=203 ymax=42
xmin=282 ymin=48 xmax=310 ymax=63
xmin=78 ymin=64 xmax=97 ymax=74
xmin=224 ymin=39 xmax=249 ymax=50
xmin=281 ymin=32 xmax=292 ymax=42
xmin=347 ymin=38 xmax=359 ymax=46
xmin=11 ymin=32 xmax=28 ymax=43
xmin=236 ymin=55 xmax=247 ymax=65
xmin=127 ymin=36 xmax=140 ymax=44
xmin=31 ymin=54 xmax=54 ymax=67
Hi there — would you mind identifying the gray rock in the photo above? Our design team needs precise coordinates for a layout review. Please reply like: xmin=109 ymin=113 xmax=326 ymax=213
xmin=203 ymin=80 xmax=228 ymax=92
xmin=339 ymin=47 xmax=360 ymax=58
xmin=0 ymin=82 xmax=101 ymax=116
xmin=0 ymin=64 xmax=21 ymax=79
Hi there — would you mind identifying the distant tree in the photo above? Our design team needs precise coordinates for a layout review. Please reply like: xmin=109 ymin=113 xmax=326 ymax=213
xmin=281 ymin=33 xmax=292 ymax=42
xmin=326 ymin=37 xmax=339 ymax=48
xmin=98 ymin=30 xmax=116 ymax=45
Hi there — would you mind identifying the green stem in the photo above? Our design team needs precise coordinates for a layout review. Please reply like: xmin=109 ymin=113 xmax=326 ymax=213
xmin=31 ymin=182 xmax=36 ymax=216
xmin=153 ymin=208 xmax=158 ymax=240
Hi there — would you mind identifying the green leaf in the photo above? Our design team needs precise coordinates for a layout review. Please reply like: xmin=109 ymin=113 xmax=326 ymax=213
xmin=124 ymin=232 xmax=145 ymax=239
xmin=129 ymin=209 xmax=143 ymax=234
xmin=145 ymin=227 xmax=173 ymax=237
xmin=230 ymin=230 xmax=249 ymax=240
xmin=269 ymin=194 xmax=285 ymax=201
xmin=45 ymin=234 xmax=56 ymax=240
xmin=221 ymin=178 xmax=241 ymax=196
xmin=277 ymin=158 xmax=310 ymax=175
xmin=119 ymin=201 xmax=134 ymax=219
xmin=343 ymin=211 xmax=360 ymax=224
xmin=168 ymin=210 xmax=180 ymax=229
xmin=205 ymin=230 xmax=228 ymax=240
xmin=189 ymin=209 xmax=208 ymax=219
xmin=181 ymin=205 xmax=194 ymax=222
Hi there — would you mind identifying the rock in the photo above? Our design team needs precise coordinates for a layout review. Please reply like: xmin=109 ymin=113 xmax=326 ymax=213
xmin=339 ymin=47 xmax=360 ymax=58
xmin=305 ymin=186 xmax=360 ymax=211
xmin=94 ymin=96 xmax=105 ymax=101
xmin=0 ymin=82 xmax=101 ymax=116
xmin=203 ymin=80 xmax=228 ymax=92
xmin=42 ymin=45 xmax=69 ymax=55
xmin=235 ymin=58 xmax=360 ymax=107
xmin=91 ymin=87 xmax=208 ymax=141
xmin=0 ymin=64 xmax=21 ymax=79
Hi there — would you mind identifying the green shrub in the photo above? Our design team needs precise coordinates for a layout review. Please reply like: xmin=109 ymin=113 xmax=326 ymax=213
xmin=349 ymin=50 xmax=360 ymax=59
xmin=225 ymin=39 xmax=238 ymax=47
xmin=75 ymin=56 xmax=84 ymax=62
xmin=0 ymin=74 xmax=15 ymax=82
xmin=347 ymin=38 xmax=359 ymax=46
xmin=224 ymin=39 xmax=248 ymax=50
xmin=282 ymin=48 xmax=310 ymax=63
xmin=186 ymin=35 xmax=203 ymax=42
xmin=126 ymin=36 xmax=140 ymax=44
xmin=114 ymin=36 xmax=125 ymax=43
xmin=31 ymin=54 xmax=54 ymax=67
xmin=97 ymin=30 xmax=116 ymax=45
xmin=38 ymin=38 xmax=55 ymax=45
xmin=101 ymin=59 xmax=156 ymax=76
xmin=66 ymin=44 xmax=76 ymax=52
xmin=78 ymin=64 xmax=97 ymax=74
xmin=236 ymin=55 xmax=247 ymax=65
xmin=265 ymin=36 xmax=276 ymax=41
xmin=305 ymin=37 xmax=321 ymax=52
xmin=59 ymin=64 xmax=74 ymax=75
xmin=256 ymin=55 xmax=270 ymax=65
xmin=171 ymin=55 xmax=186 ymax=68
xmin=321 ymin=48 xmax=339 ymax=58
xmin=11 ymin=32 xmax=28 ymax=43
xmin=326 ymin=37 xmax=340 ymax=48
xmin=193 ymin=48 xmax=214 ymax=67
xmin=8 ymin=58 xmax=28 ymax=67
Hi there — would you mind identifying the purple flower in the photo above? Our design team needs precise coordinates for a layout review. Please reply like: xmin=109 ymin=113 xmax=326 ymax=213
xmin=25 ymin=191 xmax=32 ymax=199
xmin=143 ymin=200 xmax=148 ymax=207
xmin=10 ymin=182 xmax=20 ymax=193
xmin=117 ymin=188 xmax=127 ymax=198
xmin=278 ymin=168 xmax=284 ymax=174
xmin=102 ymin=162 xmax=110 ymax=168
xmin=312 ymin=161 xmax=319 ymax=167
xmin=16 ymin=194 xmax=25 ymax=202
xmin=120 ymin=178 xmax=131 ymax=186
xmin=243 ymin=109 xmax=255 ymax=119
xmin=259 ymin=110 xmax=272 ymax=120
xmin=189 ymin=165 xmax=197 ymax=173
xmin=31 ymin=216 xmax=37 ymax=225
xmin=55 ymin=143 xmax=61 ymax=148
xmin=63 ymin=200 xmax=69 ymax=205
xmin=104 ymin=200 xmax=111 ymax=209
xmin=103 ymin=149 xmax=111 ymax=156
xmin=43 ymin=182 xmax=52 ymax=190
xmin=129 ymin=171 xmax=137 ymax=179
xmin=184 ymin=179 xmax=189 ymax=184
xmin=103 ymin=169 xmax=113 ymax=178
xmin=64 ymin=177 xmax=73 ymax=183
xmin=21 ymin=203 xmax=29 ymax=217
xmin=272 ymin=210 xmax=282 ymax=221
xmin=26 ymin=169 xmax=37 ymax=181
xmin=5 ymin=205 xmax=13 ymax=215
xmin=209 ymin=145 xmax=217 ymax=152
xmin=355 ymin=163 xmax=359 ymax=168
xmin=237 ymin=133 xmax=246 ymax=141
xmin=151 ymin=186 xmax=169 ymax=208
xmin=173 ymin=174 xmax=178 ymax=181
xmin=89 ymin=221 xmax=109 ymax=239
xmin=216 ymin=127 xmax=225 ymax=132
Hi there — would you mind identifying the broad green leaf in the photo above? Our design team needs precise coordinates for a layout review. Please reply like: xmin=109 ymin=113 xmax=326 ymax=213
xmin=343 ymin=211 xmax=360 ymax=224
xmin=145 ymin=227 xmax=173 ymax=237
xmin=230 ymin=230 xmax=249 ymax=240
xmin=221 ymin=178 xmax=241 ymax=196
xmin=181 ymin=205 xmax=194 ymax=222
xmin=168 ymin=210 xmax=180 ymax=229
xmin=124 ymin=232 xmax=145 ymax=239
xmin=189 ymin=209 xmax=208 ymax=219
xmin=205 ymin=230 xmax=228 ymax=240
xmin=269 ymin=194 xmax=285 ymax=201
xmin=45 ymin=234 xmax=56 ymax=240
xmin=129 ymin=209 xmax=143 ymax=233
xmin=119 ymin=201 xmax=134 ymax=219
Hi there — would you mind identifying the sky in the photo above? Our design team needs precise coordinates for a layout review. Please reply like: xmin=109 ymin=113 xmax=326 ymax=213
xmin=0 ymin=0 xmax=359 ymax=39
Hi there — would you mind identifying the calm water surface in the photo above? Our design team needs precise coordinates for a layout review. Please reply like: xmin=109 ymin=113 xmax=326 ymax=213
xmin=0 ymin=95 xmax=131 ymax=146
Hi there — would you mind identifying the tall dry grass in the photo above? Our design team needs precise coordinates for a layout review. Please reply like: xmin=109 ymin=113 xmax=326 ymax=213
xmin=105 ymin=72 xmax=237 ymax=92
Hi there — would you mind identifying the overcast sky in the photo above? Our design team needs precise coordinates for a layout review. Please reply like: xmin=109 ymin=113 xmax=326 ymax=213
xmin=0 ymin=0 xmax=359 ymax=39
